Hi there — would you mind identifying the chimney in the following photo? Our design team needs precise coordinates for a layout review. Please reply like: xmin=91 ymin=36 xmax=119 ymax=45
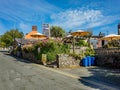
xmin=32 ymin=26 xmax=37 ymax=31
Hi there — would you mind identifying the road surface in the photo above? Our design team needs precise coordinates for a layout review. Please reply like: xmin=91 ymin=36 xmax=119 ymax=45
xmin=0 ymin=51 xmax=119 ymax=90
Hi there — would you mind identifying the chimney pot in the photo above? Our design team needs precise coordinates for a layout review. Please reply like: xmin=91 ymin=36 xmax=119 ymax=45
xmin=32 ymin=26 xmax=37 ymax=31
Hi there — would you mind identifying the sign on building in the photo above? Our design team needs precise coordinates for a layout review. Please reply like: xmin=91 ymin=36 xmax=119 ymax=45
xmin=42 ymin=24 xmax=50 ymax=38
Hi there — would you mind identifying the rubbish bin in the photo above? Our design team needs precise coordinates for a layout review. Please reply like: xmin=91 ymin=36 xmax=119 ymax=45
xmin=82 ymin=57 xmax=88 ymax=67
xmin=87 ymin=56 xmax=92 ymax=66
xmin=91 ymin=56 xmax=95 ymax=66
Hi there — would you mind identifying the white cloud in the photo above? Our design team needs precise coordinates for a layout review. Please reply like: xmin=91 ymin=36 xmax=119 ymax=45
xmin=0 ymin=0 xmax=59 ymax=22
xmin=50 ymin=9 xmax=119 ymax=30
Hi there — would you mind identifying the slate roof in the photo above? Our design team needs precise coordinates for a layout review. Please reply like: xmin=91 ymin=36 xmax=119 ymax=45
xmin=15 ymin=38 xmax=40 ymax=45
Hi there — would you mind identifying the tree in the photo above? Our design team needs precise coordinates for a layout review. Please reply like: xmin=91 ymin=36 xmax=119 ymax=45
xmin=50 ymin=26 xmax=66 ymax=38
xmin=0 ymin=29 xmax=24 ymax=47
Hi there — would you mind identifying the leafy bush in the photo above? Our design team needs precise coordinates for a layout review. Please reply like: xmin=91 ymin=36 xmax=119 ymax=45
xmin=75 ymin=39 xmax=88 ymax=46
xmin=84 ymin=48 xmax=95 ymax=56
xmin=69 ymin=53 xmax=81 ymax=60
xmin=103 ymin=40 xmax=119 ymax=48
xmin=22 ymin=46 xmax=34 ymax=53
xmin=103 ymin=44 xmax=110 ymax=48
xmin=69 ymin=47 xmax=95 ymax=60
xmin=0 ymin=42 xmax=6 ymax=48
xmin=34 ymin=39 xmax=70 ymax=62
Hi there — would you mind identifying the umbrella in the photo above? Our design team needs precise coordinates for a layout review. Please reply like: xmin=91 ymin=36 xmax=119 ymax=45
xmin=101 ymin=34 xmax=120 ymax=40
xmin=71 ymin=30 xmax=90 ymax=37
xmin=71 ymin=30 xmax=90 ymax=53
xmin=62 ymin=35 xmax=73 ymax=43
xmin=66 ymin=34 xmax=73 ymax=38
xmin=31 ymin=32 xmax=46 ymax=40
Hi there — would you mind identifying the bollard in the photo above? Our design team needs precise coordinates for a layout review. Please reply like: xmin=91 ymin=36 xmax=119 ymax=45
xmin=41 ymin=54 xmax=47 ymax=65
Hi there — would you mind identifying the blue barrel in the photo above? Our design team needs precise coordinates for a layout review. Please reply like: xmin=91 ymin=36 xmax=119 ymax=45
xmin=82 ymin=57 xmax=88 ymax=67
xmin=87 ymin=56 xmax=92 ymax=66
xmin=91 ymin=57 xmax=95 ymax=66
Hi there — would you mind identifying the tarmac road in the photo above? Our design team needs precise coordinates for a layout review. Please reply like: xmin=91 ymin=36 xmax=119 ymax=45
xmin=0 ymin=51 xmax=119 ymax=90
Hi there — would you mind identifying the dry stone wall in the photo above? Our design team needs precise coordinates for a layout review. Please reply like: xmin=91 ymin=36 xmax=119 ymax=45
xmin=57 ymin=54 xmax=81 ymax=68
xmin=95 ymin=48 xmax=120 ymax=68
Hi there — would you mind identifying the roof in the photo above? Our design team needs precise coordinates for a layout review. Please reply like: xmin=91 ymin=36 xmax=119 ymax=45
xmin=25 ymin=30 xmax=38 ymax=39
xmin=15 ymin=38 xmax=40 ymax=45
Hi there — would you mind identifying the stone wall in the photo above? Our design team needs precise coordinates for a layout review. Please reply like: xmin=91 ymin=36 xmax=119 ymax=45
xmin=95 ymin=48 xmax=120 ymax=68
xmin=12 ymin=51 xmax=42 ymax=64
xmin=70 ymin=46 xmax=88 ymax=54
xmin=56 ymin=54 xmax=81 ymax=68
xmin=22 ymin=52 xmax=35 ymax=60
xmin=21 ymin=52 xmax=39 ymax=63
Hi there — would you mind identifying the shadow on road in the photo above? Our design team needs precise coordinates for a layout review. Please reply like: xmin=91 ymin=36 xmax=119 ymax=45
xmin=14 ymin=57 xmax=33 ymax=64
xmin=78 ymin=67 xmax=120 ymax=90
xmin=0 ymin=50 xmax=9 ymax=53
xmin=0 ymin=51 xmax=33 ymax=64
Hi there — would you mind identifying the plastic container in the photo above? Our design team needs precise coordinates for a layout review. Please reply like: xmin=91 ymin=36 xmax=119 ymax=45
xmin=87 ymin=56 xmax=92 ymax=66
xmin=82 ymin=57 xmax=88 ymax=67
xmin=91 ymin=56 xmax=95 ymax=66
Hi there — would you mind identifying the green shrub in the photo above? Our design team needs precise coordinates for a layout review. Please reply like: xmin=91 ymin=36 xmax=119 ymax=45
xmin=69 ymin=53 xmax=81 ymax=60
xmin=22 ymin=46 xmax=34 ymax=53
xmin=84 ymin=48 xmax=95 ymax=56
xmin=75 ymin=39 xmax=88 ymax=46
xmin=103 ymin=44 xmax=109 ymax=48
xmin=35 ymin=40 xmax=70 ymax=62
xmin=103 ymin=40 xmax=119 ymax=48
xmin=46 ymin=52 xmax=56 ymax=62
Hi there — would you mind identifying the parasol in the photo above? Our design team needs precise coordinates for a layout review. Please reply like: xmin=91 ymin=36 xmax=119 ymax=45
xmin=71 ymin=30 xmax=90 ymax=37
xmin=71 ymin=30 xmax=90 ymax=53
xmin=101 ymin=34 xmax=120 ymax=40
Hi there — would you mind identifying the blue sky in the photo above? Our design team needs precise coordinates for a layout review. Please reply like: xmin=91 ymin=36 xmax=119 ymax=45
xmin=0 ymin=0 xmax=120 ymax=35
